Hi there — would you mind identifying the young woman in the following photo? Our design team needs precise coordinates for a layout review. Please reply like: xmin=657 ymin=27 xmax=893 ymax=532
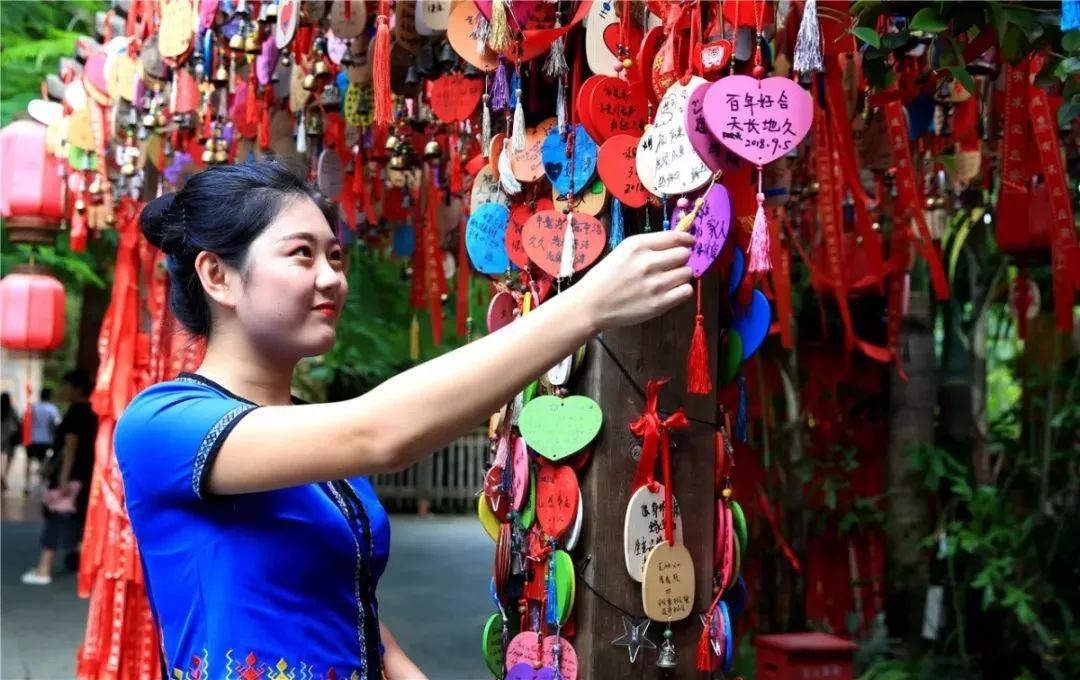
xmin=116 ymin=160 xmax=695 ymax=679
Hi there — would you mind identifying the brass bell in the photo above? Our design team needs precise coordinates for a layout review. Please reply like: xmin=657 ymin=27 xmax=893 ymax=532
xmin=229 ymin=32 xmax=244 ymax=51
xmin=214 ymin=147 xmax=229 ymax=164
xmin=214 ymin=65 xmax=230 ymax=83
xmin=74 ymin=198 xmax=87 ymax=213
xmin=105 ymin=212 xmax=117 ymax=226
xmin=313 ymin=60 xmax=329 ymax=77
xmin=88 ymin=176 xmax=103 ymax=194
xmin=121 ymin=161 xmax=136 ymax=177
xmin=389 ymin=154 xmax=406 ymax=170
xmin=385 ymin=134 xmax=400 ymax=152
xmin=245 ymin=32 xmax=261 ymax=54
xmin=656 ymin=630 xmax=677 ymax=669
xmin=264 ymin=2 xmax=278 ymax=19
xmin=142 ymin=112 xmax=157 ymax=128
xmin=303 ymin=73 xmax=317 ymax=91
xmin=202 ymin=147 xmax=214 ymax=164
xmin=423 ymin=139 xmax=441 ymax=159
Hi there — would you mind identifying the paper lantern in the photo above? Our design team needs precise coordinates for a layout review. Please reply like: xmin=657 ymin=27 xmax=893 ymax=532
xmin=0 ymin=271 xmax=66 ymax=352
xmin=0 ymin=120 xmax=66 ymax=244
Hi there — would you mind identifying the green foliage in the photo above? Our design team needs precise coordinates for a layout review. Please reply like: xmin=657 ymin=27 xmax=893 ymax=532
xmin=0 ymin=1 xmax=106 ymax=125
xmin=853 ymin=2 xmax=1080 ymax=104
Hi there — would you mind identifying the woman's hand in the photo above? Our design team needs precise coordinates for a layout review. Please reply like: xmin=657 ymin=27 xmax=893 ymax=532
xmin=572 ymin=230 xmax=696 ymax=332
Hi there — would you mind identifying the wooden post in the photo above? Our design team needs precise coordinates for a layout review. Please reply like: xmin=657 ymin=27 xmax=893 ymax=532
xmin=574 ymin=276 xmax=718 ymax=679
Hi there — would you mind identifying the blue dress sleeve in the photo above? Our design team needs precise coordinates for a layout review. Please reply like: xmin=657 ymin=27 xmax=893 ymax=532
xmin=115 ymin=380 xmax=259 ymax=504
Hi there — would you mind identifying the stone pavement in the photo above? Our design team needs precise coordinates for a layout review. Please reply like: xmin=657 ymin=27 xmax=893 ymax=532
xmin=1 ymin=469 xmax=495 ymax=679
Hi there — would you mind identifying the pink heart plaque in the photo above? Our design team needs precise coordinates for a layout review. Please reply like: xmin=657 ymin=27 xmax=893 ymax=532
xmin=684 ymin=82 xmax=744 ymax=175
xmin=702 ymin=75 xmax=813 ymax=166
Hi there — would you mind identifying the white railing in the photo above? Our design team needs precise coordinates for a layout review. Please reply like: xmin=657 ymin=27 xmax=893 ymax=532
xmin=370 ymin=429 xmax=491 ymax=513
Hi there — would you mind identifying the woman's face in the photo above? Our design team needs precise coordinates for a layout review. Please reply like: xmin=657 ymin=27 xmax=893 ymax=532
xmin=231 ymin=197 xmax=348 ymax=360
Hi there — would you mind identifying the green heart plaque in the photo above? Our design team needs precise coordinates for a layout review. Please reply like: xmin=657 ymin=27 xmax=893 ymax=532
xmin=553 ymin=549 xmax=576 ymax=626
xmin=516 ymin=470 xmax=536 ymax=530
xmin=730 ymin=499 xmax=747 ymax=553
xmin=722 ymin=330 xmax=744 ymax=385
xmin=519 ymin=395 xmax=603 ymax=461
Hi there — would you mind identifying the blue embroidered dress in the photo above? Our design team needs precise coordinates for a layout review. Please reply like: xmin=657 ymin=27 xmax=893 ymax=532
xmin=115 ymin=373 xmax=390 ymax=680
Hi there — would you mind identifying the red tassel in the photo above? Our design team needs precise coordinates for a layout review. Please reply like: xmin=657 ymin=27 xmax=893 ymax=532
xmin=687 ymin=280 xmax=712 ymax=394
xmin=373 ymin=3 xmax=393 ymax=127
xmin=70 ymin=203 xmax=88 ymax=252
xmin=21 ymin=396 xmax=33 ymax=448
xmin=258 ymin=103 xmax=270 ymax=149
xmin=246 ymin=71 xmax=257 ymax=124
xmin=696 ymin=619 xmax=714 ymax=671
xmin=449 ymin=132 xmax=463 ymax=194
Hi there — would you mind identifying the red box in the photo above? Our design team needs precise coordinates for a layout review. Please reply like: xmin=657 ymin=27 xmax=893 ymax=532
xmin=754 ymin=632 xmax=857 ymax=680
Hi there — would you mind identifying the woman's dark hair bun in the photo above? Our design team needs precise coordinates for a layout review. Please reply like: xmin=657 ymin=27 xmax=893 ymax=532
xmin=139 ymin=192 xmax=181 ymax=253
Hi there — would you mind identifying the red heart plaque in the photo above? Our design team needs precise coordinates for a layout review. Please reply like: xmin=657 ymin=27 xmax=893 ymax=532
xmin=506 ymin=198 xmax=554 ymax=269
xmin=597 ymin=134 xmax=650 ymax=208
xmin=587 ymin=76 xmax=649 ymax=143
xmin=429 ymin=73 xmax=483 ymax=123
xmin=536 ymin=463 xmax=578 ymax=540
xmin=575 ymin=75 xmax=605 ymax=143
xmin=522 ymin=210 xmax=607 ymax=278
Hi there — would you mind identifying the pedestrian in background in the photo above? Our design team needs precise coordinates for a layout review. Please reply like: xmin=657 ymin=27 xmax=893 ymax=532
xmin=0 ymin=392 xmax=21 ymax=492
xmin=25 ymin=387 xmax=61 ymax=496
xmin=22 ymin=371 xmax=98 ymax=586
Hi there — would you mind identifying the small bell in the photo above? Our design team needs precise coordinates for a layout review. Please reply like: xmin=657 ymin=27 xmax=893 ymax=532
xmin=303 ymin=73 xmax=317 ymax=90
xmin=142 ymin=112 xmax=157 ymax=128
xmin=105 ymin=212 xmax=117 ymax=227
xmin=389 ymin=154 xmax=406 ymax=169
xmin=656 ymin=627 xmax=677 ymax=669
xmin=264 ymin=1 xmax=278 ymax=19
xmin=438 ymin=41 xmax=456 ymax=65
xmin=245 ymin=31 xmax=261 ymax=54
xmin=385 ymin=134 xmax=400 ymax=152
xmin=228 ymin=32 xmax=244 ymax=51
xmin=88 ymin=175 xmax=103 ymax=194
xmin=74 ymin=198 xmax=87 ymax=213
xmin=214 ymin=64 xmax=230 ymax=84
xmin=214 ymin=146 xmax=229 ymax=164
xmin=313 ymin=60 xmax=329 ymax=76
xmin=423 ymin=139 xmax=441 ymax=159
xmin=121 ymin=161 xmax=136 ymax=177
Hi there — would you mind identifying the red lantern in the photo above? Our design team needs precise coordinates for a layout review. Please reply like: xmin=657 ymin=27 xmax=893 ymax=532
xmin=0 ymin=120 xmax=66 ymax=244
xmin=0 ymin=270 xmax=65 ymax=352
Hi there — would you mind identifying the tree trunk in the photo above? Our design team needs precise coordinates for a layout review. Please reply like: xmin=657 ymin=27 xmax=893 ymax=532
xmin=885 ymin=290 xmax=934 ymax=652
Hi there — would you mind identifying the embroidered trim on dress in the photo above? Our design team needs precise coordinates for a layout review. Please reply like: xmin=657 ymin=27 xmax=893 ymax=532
xmin=191 ymin=404 xmax=256 ymax=499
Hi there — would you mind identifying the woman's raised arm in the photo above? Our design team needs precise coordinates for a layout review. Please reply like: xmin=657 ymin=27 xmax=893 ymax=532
xmin=205 ymin=229 xmax=695 ymax=495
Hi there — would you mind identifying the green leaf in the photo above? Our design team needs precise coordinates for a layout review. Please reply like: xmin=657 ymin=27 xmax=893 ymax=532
xmin=851 ymin=26 xmax=881 ymax=49
xmin=881 ymin=30 xmax=911 ymax=52
xmin=1064 ymin=31 xmax=1080 ymax=53
xmin=909 ymin=7 xmax=948 ymax=33
xmin=947 ymin=66 xmax=976 ymax=95
xmin=988 ymin=3 xmax=1008 ymax=45
xmin=1054 ymin=57 xmax=1080 ymax=79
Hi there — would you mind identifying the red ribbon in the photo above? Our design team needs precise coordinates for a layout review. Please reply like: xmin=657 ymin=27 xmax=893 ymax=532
xmin=883 ymin=100 xmax=950 ymax=301
xmin=629 ymin=379 xmax=689 ymax=545
xmin=768 ymin=207 xmax=794 ymax=349
xmin=1028 ymin=81 xmax=1079 ymax=333
xmin=813 ymin=98 xmax=855 ymax=355
xmin=756 ymin=491 xmax=801 ymax=574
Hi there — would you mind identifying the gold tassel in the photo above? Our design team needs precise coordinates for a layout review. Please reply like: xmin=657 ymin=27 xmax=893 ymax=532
xmin=488 ymin=0 xmax=512 ymax=51
xmin=409 ymin=313 xmax=420 ymax=361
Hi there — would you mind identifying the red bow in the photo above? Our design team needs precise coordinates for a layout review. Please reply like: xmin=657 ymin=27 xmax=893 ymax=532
xmin=630 ymin=379 xmax=689 ymax=545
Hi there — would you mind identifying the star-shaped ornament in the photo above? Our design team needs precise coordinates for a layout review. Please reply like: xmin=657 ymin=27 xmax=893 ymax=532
xmin=611 ymin=616 xmax=656 ymax=664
